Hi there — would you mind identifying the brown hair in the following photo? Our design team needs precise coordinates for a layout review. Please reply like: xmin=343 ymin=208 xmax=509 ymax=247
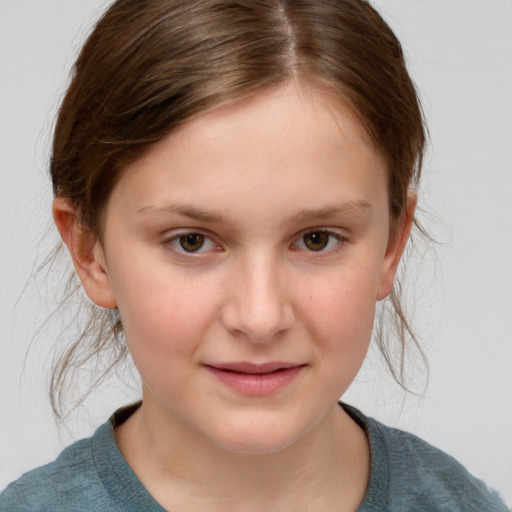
xmin=49 ymin=0 xmax=427 ymax=418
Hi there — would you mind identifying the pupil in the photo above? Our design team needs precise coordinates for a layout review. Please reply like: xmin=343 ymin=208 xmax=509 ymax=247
xmin=305 ymin=231 xmax=329 ymax=251
xmin=180 ymin=233 xmax=205 ymax=252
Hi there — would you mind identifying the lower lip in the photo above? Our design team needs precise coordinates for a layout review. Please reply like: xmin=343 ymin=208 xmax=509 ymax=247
xmin=205 ymin=366 xmax=305 ymax=396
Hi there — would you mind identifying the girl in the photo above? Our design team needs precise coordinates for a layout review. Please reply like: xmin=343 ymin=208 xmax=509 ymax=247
xmin=0 ymin=0 xmax=509 ymax=510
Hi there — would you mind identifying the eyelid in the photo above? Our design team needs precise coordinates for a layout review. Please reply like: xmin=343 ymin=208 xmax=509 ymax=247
xmin=161 ymin=229 xmax=222 ymax=255
xmin=159 ymin=227 xmax=347 ymax=257
xmin=291 ymin=227 xmax=347 ymax=253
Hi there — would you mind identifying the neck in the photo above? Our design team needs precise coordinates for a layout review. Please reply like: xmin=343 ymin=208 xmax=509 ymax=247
xmin=115 ymin=398 xmax=369 ymax=512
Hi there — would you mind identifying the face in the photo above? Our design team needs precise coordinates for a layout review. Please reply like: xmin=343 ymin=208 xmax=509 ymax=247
xmin=85 ymin=84 xmax=407 ymax=454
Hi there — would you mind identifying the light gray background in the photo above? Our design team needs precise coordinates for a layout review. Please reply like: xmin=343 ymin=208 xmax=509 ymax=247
xmin=1 ymin=0 xmax=511 ymax=504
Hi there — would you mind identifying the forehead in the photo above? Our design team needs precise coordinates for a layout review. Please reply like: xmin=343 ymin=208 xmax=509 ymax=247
xmin=106 ymin=83 xmax=389 ymax=226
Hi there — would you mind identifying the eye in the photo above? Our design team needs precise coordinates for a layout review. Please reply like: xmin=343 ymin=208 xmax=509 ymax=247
xmin=179 ymin=233 xmax=206 ymax=252
xmin=164 ymin=231 xmax=219 ymax=253
xmin=294 ymin=230 xmax=343 ymax=252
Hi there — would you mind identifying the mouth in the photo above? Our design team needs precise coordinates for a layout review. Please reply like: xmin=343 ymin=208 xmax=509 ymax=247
xmin=206 ymin=362 xmax=304 ymax=374
xmin=203 ymin=362 xmax=306 ymax=396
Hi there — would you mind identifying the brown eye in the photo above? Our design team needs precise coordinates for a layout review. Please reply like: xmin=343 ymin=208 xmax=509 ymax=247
xmin=179 ymin=233 xmax=205 ymax=252
xmin=303 ymin=231 xmax=330 ymax=251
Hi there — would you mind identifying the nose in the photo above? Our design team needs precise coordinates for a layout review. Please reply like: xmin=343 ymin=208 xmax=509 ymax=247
xmin=220 ymin=254 xmax=295 ymax=343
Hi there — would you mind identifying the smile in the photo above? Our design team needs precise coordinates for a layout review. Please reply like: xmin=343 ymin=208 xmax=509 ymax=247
xmin=204 ymin=362 xmax=306 ymax=396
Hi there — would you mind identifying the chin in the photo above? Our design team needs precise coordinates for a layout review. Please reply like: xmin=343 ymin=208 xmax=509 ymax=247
xmin=204 ymin=412 xmax=315 ymax=455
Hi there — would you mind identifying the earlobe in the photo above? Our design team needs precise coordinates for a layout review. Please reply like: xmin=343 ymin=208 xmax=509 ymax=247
xmin=377 ymin=190 xmax=417 ymax=301
xmin=52 ymin=197 xmax=117 ymax=309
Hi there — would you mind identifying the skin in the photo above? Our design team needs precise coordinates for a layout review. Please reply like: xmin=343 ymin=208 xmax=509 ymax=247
xmin=54 ymin=83 xmax=415 ymax=511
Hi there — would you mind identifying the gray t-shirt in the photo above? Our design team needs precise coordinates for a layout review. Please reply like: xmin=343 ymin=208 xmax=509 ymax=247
xmin=0 ymin=403 xmax=507 ymax=511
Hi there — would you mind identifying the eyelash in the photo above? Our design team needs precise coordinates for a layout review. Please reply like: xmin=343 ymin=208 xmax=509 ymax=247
xmin=161 ymin=230 xmax=221 ymax=255
xmin=292 ymin=229 xmax=346 ymax=254
xmin=160 ymin=228 xmax=346 ymax=256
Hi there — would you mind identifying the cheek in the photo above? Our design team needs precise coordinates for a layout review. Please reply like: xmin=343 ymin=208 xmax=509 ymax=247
xmin=300 ymin=264 xmax=379 ymax=354
xmin=111 ymin=264 xmax=222 ymax=372
xmin=291 ymin=265 xmax=379 ymax=404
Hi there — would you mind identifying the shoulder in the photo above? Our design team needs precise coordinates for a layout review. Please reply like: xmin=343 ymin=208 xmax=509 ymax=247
xmin=375 ymin=422 xmax=506 ymax=510
xmin=343 ymin=404 xmax=509 ymax=512
xmin=0 ymin=423 xmax=114 ymax=512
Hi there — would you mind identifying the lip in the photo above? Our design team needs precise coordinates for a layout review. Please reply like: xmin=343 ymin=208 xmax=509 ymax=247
xmin=204 ymin=362 xmax=306 ymax=396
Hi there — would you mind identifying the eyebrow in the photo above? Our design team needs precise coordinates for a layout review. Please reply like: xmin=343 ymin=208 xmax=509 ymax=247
xmin=283 ymin=200 xmax=373 ymax=225
xmin=137 ymin=203 xmax=233 ymax=224
xmin=137 ymin=199 xmax=372 ymax=225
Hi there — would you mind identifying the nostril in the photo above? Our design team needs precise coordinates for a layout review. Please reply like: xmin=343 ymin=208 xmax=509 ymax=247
xmin=220 ymin=300 xmax=294 ymax=343
xmin=218 ymin=262 xmax=295 ymax=342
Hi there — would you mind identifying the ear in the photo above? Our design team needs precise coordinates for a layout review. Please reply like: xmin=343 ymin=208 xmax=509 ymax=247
xmin=377 ymin=190 xmax=417 ymax=300
xmin=52 ymin=197 xmax=117 ymax=309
